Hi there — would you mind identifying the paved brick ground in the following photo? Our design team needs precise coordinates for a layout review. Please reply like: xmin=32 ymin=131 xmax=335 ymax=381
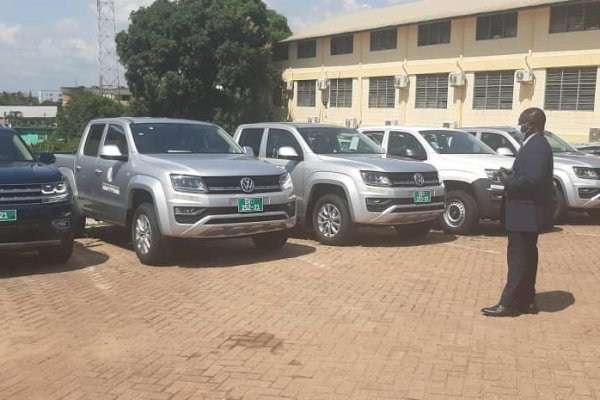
xmin=1 ymin=216 xmax=599 ymax=400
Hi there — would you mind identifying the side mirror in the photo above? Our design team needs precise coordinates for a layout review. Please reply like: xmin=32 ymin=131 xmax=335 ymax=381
xmin=37 ymin=152 xmax=56 ymax=165
xmin=101 ymin=144 xmax=128 ymax=161
xmin=243 ymin=146 xmax=256 ymax=157
xmin=277 ymin=146 xmax=303 ymax=161
xmin=496 ymin=147 xmax=515 ymax=157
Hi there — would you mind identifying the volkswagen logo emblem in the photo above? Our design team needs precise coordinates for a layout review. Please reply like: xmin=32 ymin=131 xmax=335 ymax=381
xmin=240 ymin=177 xmax=255 ymax=193
xmin=414 ymin=173 xmax=425 ymax=187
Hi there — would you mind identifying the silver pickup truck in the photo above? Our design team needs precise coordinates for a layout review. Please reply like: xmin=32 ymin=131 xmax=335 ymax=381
xmin=55 ymin=118 xmax=296 ymax=265
xmin=234 ymin=123 xmax=445 ymax=245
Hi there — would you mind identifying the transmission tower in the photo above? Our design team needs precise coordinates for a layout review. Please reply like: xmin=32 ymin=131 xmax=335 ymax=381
xmin=97 ymin=0 xmax=121 ymax=95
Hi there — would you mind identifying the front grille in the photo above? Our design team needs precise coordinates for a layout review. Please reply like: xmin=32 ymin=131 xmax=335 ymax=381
xmin=366 ymin=196 xmax=445 ymax=212
xmin=203 ymin=175 xmax=281 ymax=194
xmin=0 ymin=184 xmax=43 ymax=205
xmin=387 ymin=172 xmax=439 ymax=187
xmin=175 ymin=202 xmax=295 ymax=225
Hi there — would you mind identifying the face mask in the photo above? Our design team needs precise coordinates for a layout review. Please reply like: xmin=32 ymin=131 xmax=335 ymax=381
xmin=518 ymin=124 xmax=532 ymax=136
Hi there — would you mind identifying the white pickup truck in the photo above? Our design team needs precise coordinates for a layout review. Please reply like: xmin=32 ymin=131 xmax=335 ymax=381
xmin=360 ymin=126 xmax=513 ymax=235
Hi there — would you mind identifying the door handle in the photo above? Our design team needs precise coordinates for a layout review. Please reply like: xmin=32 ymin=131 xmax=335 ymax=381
xmin=75 ymin=165 xmax=82 ymax=172
xmin=95 ymin=169 xmax=103 ymax=176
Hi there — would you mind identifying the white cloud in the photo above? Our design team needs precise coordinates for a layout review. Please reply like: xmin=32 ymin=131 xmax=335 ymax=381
xmin=0 ymin=23 xmax=21 ymax=46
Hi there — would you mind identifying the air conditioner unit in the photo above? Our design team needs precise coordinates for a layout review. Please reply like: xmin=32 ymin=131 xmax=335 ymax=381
xmin=317 ymin=79 xmax=329 ymax=91
xmin=285 ymin=81 xmax=294 ymax=91
xmin=308 ymin=116 xmax=320 ymax=124
xmin=345 ymin=117 xmax=358 ymax=128
xmin=515 ymin=69 xmax=535 ymax=84
xmin=442 ymin=121 xmax=458 ymax=129
xmin=394 ymin=75 xmax=410 ymax=89
xmin=385 ymin=120 xmax=399 ymax=126
xmin=448 ymin=72 xmax=467 ymax=87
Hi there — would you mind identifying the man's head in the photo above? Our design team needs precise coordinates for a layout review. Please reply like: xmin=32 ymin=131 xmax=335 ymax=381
xmin=518 ymin=107 xmax=546 ymax=138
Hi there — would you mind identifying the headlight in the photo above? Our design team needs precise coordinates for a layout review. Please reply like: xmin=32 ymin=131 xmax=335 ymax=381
xmin=42 ymin=181 xmax=69 ymax=203
xmin=573 ymin=167 xmax=600 ymax=180
xmin=485 ymin=169 xmax=503 ymax=184
xmin=279 ymin=172 xmax=293 ymax=191
xmin=170 ymin=175 xmax=208 ymax=193
xmin=361 ymin=171 xmax=392 ymax=187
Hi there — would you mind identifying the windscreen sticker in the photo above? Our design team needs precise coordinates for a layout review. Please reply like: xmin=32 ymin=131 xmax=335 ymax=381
xmin=102 ymin=182 xmax=121 ymax=195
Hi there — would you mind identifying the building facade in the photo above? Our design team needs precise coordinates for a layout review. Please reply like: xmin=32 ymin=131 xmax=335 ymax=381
xmin=275 ymin=0 xmax=600 ymax=142
xmin=38 ymin=90 xmax=63 ymax=104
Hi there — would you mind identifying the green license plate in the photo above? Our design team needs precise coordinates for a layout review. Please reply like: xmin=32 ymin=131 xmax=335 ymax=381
xmin=0 ymin=210 xmax=17 ymax=222
xmin=237 ymin=198 xmax=264 ymax=213
xmin=413 ymin=191 xmax=432 ymax=204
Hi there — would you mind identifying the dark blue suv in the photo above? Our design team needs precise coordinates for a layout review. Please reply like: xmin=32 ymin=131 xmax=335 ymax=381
xmin=0 ymin=127 xmax=74 ymax=263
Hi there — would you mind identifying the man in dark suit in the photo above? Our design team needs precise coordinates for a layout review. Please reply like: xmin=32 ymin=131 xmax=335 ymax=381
xmin=482 ymin=108 xmax=554 ymax=317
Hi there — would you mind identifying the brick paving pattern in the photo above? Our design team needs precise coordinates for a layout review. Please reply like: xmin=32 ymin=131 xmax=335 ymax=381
xmin=1 ymin=217 xmax=599 ymax=399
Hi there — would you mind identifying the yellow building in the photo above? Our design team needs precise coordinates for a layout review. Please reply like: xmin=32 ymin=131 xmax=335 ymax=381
xmin=275 ymin=0 xmax=600 ymax=143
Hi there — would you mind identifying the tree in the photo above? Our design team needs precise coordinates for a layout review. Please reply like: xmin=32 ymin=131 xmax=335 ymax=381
xmin=116 ymin=0 xmax=291 ymax=132
xmin=48 ymin=91 xmax=127 ymax=152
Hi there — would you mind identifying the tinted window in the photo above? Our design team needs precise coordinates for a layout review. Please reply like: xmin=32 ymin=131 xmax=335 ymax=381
xmin=331 ymin=34 xmax=353 ymax=55
xmin=370 ymin=28 xmax=397 ymax=51
xmin=266 ymin=129 xmax=303 ymax=158
xmin=0 ymin=131 xmax=34 ymax=161
xmin=473 ymin=71 xmax=515 ymax=110
xmin=83 ymin=124 xmax=105 ymax=157
xmin=545 ymin=132 xmax=579 ymax=153
xmin=297 ymin=40 xmax=317 ymax=58
xmin=369 ymin=76 xmax=395 ymax=108
xmin=418 ymin=21 xmax=451 ymax=46
xmin=476 ymin=12 xmax=518 ymax=40
xmin=131 ymin=123 xmax=242 ymax=154
xmin=103 ymin=124 xmax=128 ymax=155
xmin=238 ymin=128 xmax=264 ymax=156
xmin=297 ymin=80 xmax=316 ymax=107
xmin=545 ymin=67 xmax=597 ymax=111
xmin=299 ymin=127 xmax=383 ymax=155
xmin=388 ymin=131 xmax=427 ymax=160
xmin=362 ymin=131 xmax=384 ymax=145
xmin=420 ymin=130 xmax=494 ymax=155
xmin=329 ymin=78 xmax=353 ymax=108
xmin=550 ymin=2 xmax=600 ymax=33
xmin=481 ymin=132 xmax=517 ymax=154
xmin=415 ymin=74 xmax=448 ymax=109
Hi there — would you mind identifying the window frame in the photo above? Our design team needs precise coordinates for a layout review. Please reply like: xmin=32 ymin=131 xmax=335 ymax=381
xmin=102 ymin=124 xmax=129 ymax=156
xmin=297 ymin=39 xmax=317 ymax=59
xmin=83 ymin=124 xmax=106 ymax=157
xmin=370 ymin=28 xmax=398 ymax=51
xmin=476 ymin=12 xmax=518 ymax=41
xmin=544 ymin=67 xmax=598 ymax=111
xmin=368 ymin=76 xmax=396 ymax=109
xmin=472 ymin=70 xmax=515 ymax=110
xmin=329 ymin=78 xmax=353 ymax=108
xmin=265 ymin=128 xmax=304 ymax=159
xmin=297 ymin=80 xmax=317 ymax=108
xmin=330 ymin=34 xmax=354 ymax=55
xmin=418 ymin=20 xmax=452 ymax=46
xmin=415 ymin=74 xmax=449 ymax=109
xmin=550 ymin=2 xmax=600 ymax=33
xmin=238 ymin=128 xmax=265 ymax=157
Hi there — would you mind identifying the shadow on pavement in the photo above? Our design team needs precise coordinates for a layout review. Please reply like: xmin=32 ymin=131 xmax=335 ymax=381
xmin=536 ymin=291 xmax=575 ymax=313
xmin=477 ymin=221 xmax=564 ymax=237
xmin=563 ymin=212 xmax=599 ymax=226
xmin=0 ymin=242 xmax=109 ymax=279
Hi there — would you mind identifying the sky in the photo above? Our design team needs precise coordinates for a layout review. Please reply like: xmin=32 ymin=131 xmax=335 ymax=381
xmin=0 ymin=0 xmax=411 ymax=93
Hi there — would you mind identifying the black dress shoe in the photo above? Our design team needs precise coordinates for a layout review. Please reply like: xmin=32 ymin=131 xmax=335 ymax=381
xmin=519 ymin=303 xmax=538 ymax=314
xmin=481 ymin=304 xmax=520 ymax=317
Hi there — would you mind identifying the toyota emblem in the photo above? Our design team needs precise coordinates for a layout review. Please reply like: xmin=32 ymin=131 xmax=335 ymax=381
xmin=240 ymin=177 xmax=255 ymax=193
xmin=414 ymin=173 xmax=425 ymax=187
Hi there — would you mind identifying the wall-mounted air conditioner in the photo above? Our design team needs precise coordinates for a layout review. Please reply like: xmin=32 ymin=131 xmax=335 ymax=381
xmin=345 ymin=118 xmax=358 ymax=128
xmin=515 ymin=69 xmax=535 ymax=84
xmin=385 ymin=120 xmax=399 ymax=126
xmin=308 ymin=116 xmax=320 ymax=124
xmin=448 ymin=72 xmax=466 ymax=87
xmin=442 ymin=121 xmax=458 ymax=129
xmin=394 ymin=75 xmax=410 ymax=89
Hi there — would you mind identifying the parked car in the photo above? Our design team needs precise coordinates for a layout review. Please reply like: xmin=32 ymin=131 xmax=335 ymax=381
xmin=0 ymin=127 xmax=74 ymax=263
xmin=55 ymin=118 xmax=296 ymax=265
xmin=577 ymin=145 xmax=600 ymax=156
xmin=359 ymin=126 xmax=514 ymax=235
xmin=467 ymin=127 xmax=600 ymax=221
xmin=234 ymin=123 xmax=445 ymax=245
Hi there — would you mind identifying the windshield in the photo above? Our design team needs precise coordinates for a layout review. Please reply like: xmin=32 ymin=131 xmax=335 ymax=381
xmin=544 ymin=132 xmax=579 ymax=154
xmin=420 ymin=130 xmax=495 ymax=155
xmin=298 ymin=127 xmax=383 ymax=155
xmin=131 ymin=123 xmax=243 ymax=155
xmin=0 ymin=132 xmax=35 ymax=161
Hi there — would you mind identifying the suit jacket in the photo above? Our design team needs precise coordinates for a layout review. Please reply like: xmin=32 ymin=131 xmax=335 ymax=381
xmin=504 ymin=133 xmax=554 ymax=233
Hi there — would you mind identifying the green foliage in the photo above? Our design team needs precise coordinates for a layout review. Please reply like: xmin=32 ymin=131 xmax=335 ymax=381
xmin=116 ymin=0 xmax=291 ymax=132
xmin=0 ymin=91 xmax=39 ymax=106
xmin=50 ymin=91 xmax=127 ymax=153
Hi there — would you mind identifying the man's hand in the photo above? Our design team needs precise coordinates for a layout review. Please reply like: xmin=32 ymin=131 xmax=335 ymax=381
xmin=500 ymin=171 xmax=510 ymax=184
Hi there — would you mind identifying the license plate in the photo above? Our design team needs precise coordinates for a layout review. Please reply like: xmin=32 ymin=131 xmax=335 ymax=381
xmin=237 ymin=198 xmax=264 ymax=213
xmin=413 ymin=191 xmax=432 ymax=204
xmin=0 ymin=210 xmax=17 ymax=222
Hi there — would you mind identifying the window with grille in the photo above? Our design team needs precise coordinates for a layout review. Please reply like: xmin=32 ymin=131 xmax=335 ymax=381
xmin=550 ymin=2 xmax=600 ymax=33
xmin=297 ymin=80 xmax=316 ymax=107
xmin=415 ymin=74 xmax=449 ymax=109
xmin=273 ymin=44 xmax=289 ymax=61
xmin=368 ymin=77 xmax=396 ymax=108
xmin=473 ymin=71 xmax=515 ymax=110
xmin=331 ymin=34 xmax=354 ymax=55
xmin=297 ymin=40 xmax=317 ymax=58
xmin=418 ymin=21 xmax=451 ymax=46
xmin=329 ymin=79 xmax=353 ymax=108
xmin=476 ymin=12 xmax=518 ymax=40
xmin=370 ymin=28 xmax=397 ymax=51
xmin=545 ymin=67 xmax=597 ymax=111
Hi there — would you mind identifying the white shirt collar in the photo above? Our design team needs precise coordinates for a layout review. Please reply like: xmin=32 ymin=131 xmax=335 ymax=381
xmin=522 ymin=132 xmax=540 ymax=147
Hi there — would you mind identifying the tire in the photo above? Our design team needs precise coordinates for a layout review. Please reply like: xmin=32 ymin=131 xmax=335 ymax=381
xmin=39 ymin=236 xmax=74 ymax=264
xmin=395 ymin=222 xmax=431 ymax=238
xmin=588 ymin=209 xmax=600 ymax=221
xmin=72 ymin=214 xmax=87 ymax=238
xmin=131 ymin=202 xmax=173 ymax=265
xmin=252 ymin=230 xmax=289 ymax=251
xmin=553 ymin=185 xmax=568 ymax=224
xmin=312 ymin=194 xmax=354 ymax=246
xmin=440 ymin=190 xmax=479 ymax=235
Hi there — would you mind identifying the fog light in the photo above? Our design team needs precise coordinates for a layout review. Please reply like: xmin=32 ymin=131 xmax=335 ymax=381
xmin=52 ymin=219 xmax=71 ymax=230
xmin=174 ymin=207 xmax=204 ymax=215
xmin=578 ymin=188 xmax=600 ymax=199
xmin=366 ymin=198 xmax=389 ymax=205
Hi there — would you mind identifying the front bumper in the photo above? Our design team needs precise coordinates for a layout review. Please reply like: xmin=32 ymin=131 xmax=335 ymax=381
xmin=564 ymin=179 xmax=600 ymax=210
xmin=165 ymin=190 xmax=297 ymax=238
xmin=474 ymin=178 xmax=504 ymax=220
xmin=353 ymin=185 xmax=446 ymax=226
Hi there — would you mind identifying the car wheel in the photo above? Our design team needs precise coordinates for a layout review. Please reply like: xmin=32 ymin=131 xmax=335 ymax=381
xmin=39 ymin=236 xmax=74 ymax=264
xmin=395 ymin=222 xmax=431 ymax=238
xmin=440 ymin=190 xmax=479 ymax=235
xmin=252 ymin=230 xmax=289 ymax=251
xmin=132 ymin=202 xmax=173 ymax=265
xmin=312 ymin=194 xmax=353 ymax=246
xmin=553 ymin=185 xmax=568 ymax=224
xmin=72 ymin=214 xmax=87 ymax=238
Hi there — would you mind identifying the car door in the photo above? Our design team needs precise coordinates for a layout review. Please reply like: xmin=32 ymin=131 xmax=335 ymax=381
xmin=263 ymin=127 xmax=305 ymax=203
xmin=76 ymin=123 xmax=106 ymax=217
xmin=95 ymin=123 xmax=130 ymax=225
xmin=237 ymin=127 xmax=265 ymax=157
xmin=480 ymin=131 xmax=518 ymax=155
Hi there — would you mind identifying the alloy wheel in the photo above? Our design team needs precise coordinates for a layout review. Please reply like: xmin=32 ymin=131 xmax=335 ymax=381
xmin=134 ymin=214 xmax=152 ymax=255
xmin=317 ymin=203 xmax=342 ymax=238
